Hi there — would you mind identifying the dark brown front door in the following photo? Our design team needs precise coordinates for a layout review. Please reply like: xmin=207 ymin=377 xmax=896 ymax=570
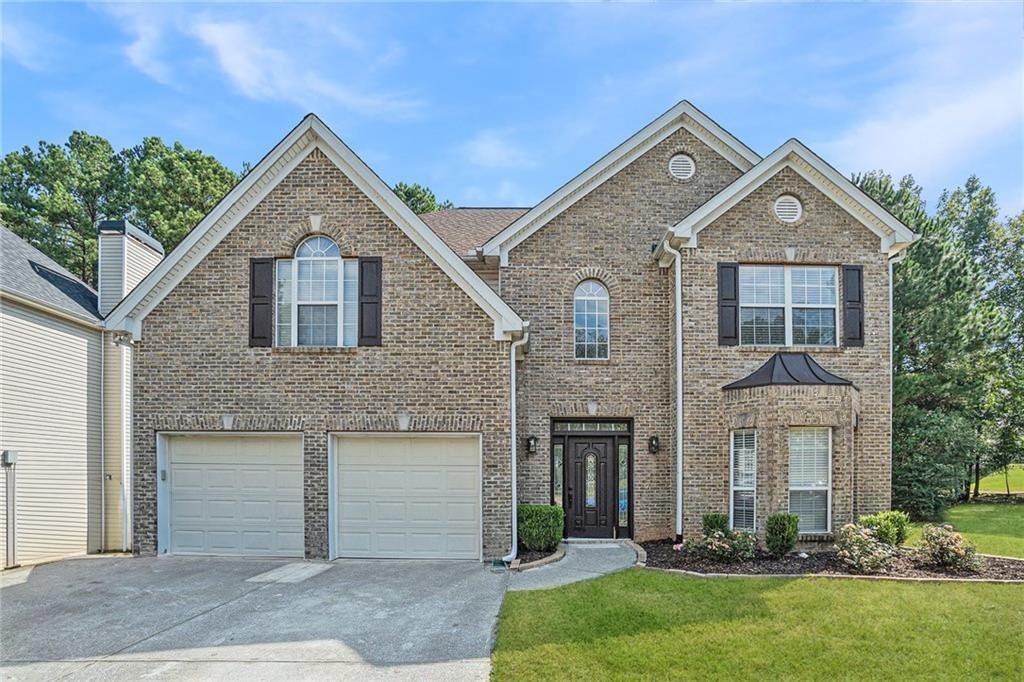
xmin=566 ymin=437 xmax=617 ymax=538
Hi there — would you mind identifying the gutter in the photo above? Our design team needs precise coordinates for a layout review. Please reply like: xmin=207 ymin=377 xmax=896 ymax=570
xmin=502 ymin=323 xmax=530 ymax=563
xmin=661 ymin=238 xmax=685 ymax=542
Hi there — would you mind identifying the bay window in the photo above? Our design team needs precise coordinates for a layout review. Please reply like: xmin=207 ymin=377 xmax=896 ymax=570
xmin=788 ymin=427 xmax=832 ymax=533
xmin=730 ymin=430 xmax=756 ymax=531
xmin=739 ymin=265 xmax=838 ymax=346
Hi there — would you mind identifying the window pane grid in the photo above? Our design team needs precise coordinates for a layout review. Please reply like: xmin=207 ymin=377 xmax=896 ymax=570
xmin=574 ymin=280 xmax=609 ymax=359
xmin=275 ymin=260 xmax=292 ymax=346
xmin=275 ymin=237 xmax=359 ymax=348
xmin=739 ymin=265 xmax=838 ymax=347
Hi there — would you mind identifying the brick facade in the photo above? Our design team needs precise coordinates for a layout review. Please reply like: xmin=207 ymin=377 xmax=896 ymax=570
xmin=132 ymin=149 xmax=512 ymax=559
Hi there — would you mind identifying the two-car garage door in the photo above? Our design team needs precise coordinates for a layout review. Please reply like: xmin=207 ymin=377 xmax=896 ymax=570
xmin=161 ymin=433 xmax=481 ymax=560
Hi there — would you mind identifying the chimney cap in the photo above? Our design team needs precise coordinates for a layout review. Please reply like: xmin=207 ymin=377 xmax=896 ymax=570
xmin=98 ymin=219 xmax=165 ymax=255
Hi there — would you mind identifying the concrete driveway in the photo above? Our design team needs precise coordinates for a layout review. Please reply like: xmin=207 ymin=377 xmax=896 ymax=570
xmin=0 ymin=555 xmax=508 ymax=681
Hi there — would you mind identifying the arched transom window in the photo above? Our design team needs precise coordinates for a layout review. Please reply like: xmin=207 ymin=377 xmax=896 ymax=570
xmin=275 ymin=235 xmax=359 ymax=347
xmin=574 ymin=279 xmax=609 ymax=360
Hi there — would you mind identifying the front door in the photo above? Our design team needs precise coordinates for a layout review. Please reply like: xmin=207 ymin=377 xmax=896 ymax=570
xmin=566 ymin=437 xmax=617 ymax=538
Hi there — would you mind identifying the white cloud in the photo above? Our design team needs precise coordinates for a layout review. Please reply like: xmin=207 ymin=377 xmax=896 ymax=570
xmin=1 ymin=17 xmax=59 ymax=71
xmin=460 ymin=129 xmax=535 ymax=169
xmin=461 ymin=179 xmax=533 ymax=207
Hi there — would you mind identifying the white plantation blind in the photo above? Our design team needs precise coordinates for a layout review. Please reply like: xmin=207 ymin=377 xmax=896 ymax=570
xmin=789 ymin=427 xmax=831 ymax=533
xmin=731 ymin=430 xmax=756 ymax=531
xmin=669 ymin=154 xmax=696 ymax=180
xmin=774 ymin=194 xmax=803 ymax=223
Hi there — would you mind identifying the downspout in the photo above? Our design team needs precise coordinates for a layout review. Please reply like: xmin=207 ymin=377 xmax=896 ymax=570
xmin=99 ymin=330 xmax=105 ymax=551
xmin=503 ymin=323 xmax=530 ymax=563
xmin=887 ymin=250 xmax=907 ymax=511
xmin=662 ymin=239 xmax=685 ymax=542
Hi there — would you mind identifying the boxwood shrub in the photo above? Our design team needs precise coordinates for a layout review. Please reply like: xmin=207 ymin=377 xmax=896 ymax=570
xmin=701 ymin=512 xmax=730 ymax=537
xmin=518 ymin=504 xmax=564 ymax=552
xmin=859 ymin=510 xmax=910 ymax=547
xmin=765 ymin=512 xmax=800 ymax=558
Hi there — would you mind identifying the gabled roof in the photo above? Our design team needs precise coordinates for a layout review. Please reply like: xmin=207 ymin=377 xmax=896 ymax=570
xmin=105 ymin=114 xmax=526 ymax=341
xmin=481 ymin=101 xmax=761 ymax=262
xmin=421 ymin=207 xmax=528 ymax=257
xmin=0 ymin=226 xmax=100 ymax=325
xmin=723 ymin=352 xmax=853 ymax=390
xmin=670 ymin=139 xmax=918 ymax=256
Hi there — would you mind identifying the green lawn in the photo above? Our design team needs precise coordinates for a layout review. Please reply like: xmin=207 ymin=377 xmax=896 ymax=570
xmin=493 ymin=569 xmax=1024 ymax=680
xmin=980 ymin=463 xmax=1024 ymax=494
xmin=906 ymin=502 xmax=1024 ymax=558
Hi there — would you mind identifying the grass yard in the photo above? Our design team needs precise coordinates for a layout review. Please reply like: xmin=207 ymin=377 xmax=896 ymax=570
xmin=906 ymin=502 xmax=1024 ymax=558
xmin=493 ymin=569 xmax=1024 ymax=680
xmin=980 ymin=463 xmax=1024 ymax=494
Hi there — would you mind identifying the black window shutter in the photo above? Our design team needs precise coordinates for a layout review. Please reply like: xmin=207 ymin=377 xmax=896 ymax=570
xmin=358 ymin=256 xmax=382 ymax=346
xmin=718 ymin=262 xmax=740 ymax=346
xmin=249 ymin=257 xmax=274 ymax=347
xmin=842 ymin=264 xmax=864 ymax=347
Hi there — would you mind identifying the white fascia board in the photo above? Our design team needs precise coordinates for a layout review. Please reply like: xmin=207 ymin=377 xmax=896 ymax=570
xmin=105 ymin=114 xmax=525 ymax=341
xmin=481 ymin=101 xmax=761 ymax=258
xmin=672 ymin=139 xmax=919 ymax=255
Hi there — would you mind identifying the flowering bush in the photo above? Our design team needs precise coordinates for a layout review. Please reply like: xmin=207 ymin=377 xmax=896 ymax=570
xmin=919 ymin=524 xmax=983 ymax=571
xmin=686 ymin=529 xmax=756 ymax=563
xmin=835 ymin=523 xmax=894 ymax=574
xmin=859 ymin=510 xmax=911 ymax=547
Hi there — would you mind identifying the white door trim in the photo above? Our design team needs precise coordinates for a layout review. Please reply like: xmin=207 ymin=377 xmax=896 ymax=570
xmin=156 ymin=431 xmax=304 ymax=557
xmin=328 ymin=432 xmax=484 ymax=561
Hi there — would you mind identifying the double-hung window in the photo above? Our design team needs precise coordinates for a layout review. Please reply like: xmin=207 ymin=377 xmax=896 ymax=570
xmin=730 ymin=430 xmax=756 ymax=531
xmin=739 ymin=265 xmax=838 ymax=346
xmin=788 ymin=427 xmax=832 ymax=533
xmin=275 ymin=236 xmax=359 ymax=347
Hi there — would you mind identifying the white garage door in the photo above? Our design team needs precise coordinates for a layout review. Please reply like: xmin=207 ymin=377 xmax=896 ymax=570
xmin=334 ymin=435 xmax=480 ymax=559
xmin=167 ymin=434 xmax=304 ymax=557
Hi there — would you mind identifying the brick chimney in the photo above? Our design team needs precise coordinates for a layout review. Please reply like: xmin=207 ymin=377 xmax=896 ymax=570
xmin=97 ymin=220 xmax=164 ymax=316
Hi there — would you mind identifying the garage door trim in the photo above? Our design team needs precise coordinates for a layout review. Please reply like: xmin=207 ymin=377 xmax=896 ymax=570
xmin=328 ymin=432 xmax=483 ymax=561
xmin=156 ymin=431 xmax=305 ymax=556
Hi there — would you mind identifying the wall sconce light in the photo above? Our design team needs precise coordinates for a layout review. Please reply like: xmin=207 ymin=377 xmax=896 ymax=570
xmin=648 ymin=436 xmax=660 ymax=454
xmin=586 ymin=399 xmax=599 ymax=416
xmin=221 ymin=414 xmax=235 ymax=430
xmin=397 ymin=410 xmax=412 ymax=431
xmin=526 ymin=436 xmax=538 ymax=454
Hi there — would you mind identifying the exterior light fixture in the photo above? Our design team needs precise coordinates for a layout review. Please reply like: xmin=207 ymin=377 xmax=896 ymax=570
xmin=397 ymin=410 xmax=412 ymax=431
xmin=526 ymin=436 xmax=538 ymax=454
xmin=648 ymin=436 xmax=660 ymax=454
xmin=221 ymin=414 xmax=235 ymax=430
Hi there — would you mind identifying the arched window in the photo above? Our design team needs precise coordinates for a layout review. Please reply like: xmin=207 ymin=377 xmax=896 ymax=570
xmin=574 ymin=280 xmax=609 ymax=359
xmin=275 ymin=236 xmax=359 ymax=347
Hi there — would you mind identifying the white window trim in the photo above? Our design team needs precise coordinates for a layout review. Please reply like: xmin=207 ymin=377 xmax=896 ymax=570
xmin=739 ymin=264 xmax=840 ymax=347
xmin=788 ymin=426 xmax=833 ymax=534
xmin=573 ymin=280 xmax=610 ymax=361
xmin=729 ymin=429 xmax=756 ymax=532
xmin=276 ymin=250 xmax=358 ymax=348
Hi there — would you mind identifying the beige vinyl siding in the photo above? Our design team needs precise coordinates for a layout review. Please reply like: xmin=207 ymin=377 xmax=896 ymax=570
xmin=125 ymin=237 xmax=162 ymax=293
xmin=98 ymin=234 xmax=125 ymax=316
xmin=102 ymin=334 xmax=131 ymax=550
xmin=0 ymin=299 xmax=103 ymax=564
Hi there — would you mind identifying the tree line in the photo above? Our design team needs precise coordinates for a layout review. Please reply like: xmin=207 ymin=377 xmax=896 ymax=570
xmin=1 ymin=130 xmax=1020 ymax=516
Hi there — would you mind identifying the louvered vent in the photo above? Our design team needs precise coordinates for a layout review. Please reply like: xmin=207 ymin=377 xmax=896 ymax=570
xmin=668 ymin=154 xmax=695 ymax=180
xmin=774 ymin=194 xmax=802 ymax=223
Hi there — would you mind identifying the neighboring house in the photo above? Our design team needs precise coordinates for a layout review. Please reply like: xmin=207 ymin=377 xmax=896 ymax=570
xmin=102 ymin=101 xmax=916 ymax=561
xmin=0 ymin=222 xmax=162 ymax=567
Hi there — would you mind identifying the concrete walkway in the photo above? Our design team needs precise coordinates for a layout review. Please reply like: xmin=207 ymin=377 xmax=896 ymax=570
xmin=508 ymin=542 xmax=637 ymax=591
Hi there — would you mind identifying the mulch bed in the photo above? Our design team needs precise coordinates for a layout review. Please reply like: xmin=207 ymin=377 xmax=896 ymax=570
xmin=517 ymin=548 xmax=558 ymax=565
xmin=641 ymin=539 xmax=1024 ymax=580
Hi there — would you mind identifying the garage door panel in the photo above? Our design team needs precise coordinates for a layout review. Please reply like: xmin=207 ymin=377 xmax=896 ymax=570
xmin=335 ymin=435 xmax=480 ymax=559
xmin=168 ymin=435 xmax=303 ymax=557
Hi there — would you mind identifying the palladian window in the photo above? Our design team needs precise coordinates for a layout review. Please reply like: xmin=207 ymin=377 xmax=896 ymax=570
xmin=276 ymin=236 xmax=359 ymax=347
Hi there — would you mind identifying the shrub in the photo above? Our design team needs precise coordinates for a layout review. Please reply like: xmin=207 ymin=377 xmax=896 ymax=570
xmin=517 ymin=504 xmax=563 ymax=552
xmin=859 ymin=510 xmax=911 ymax=546
xmin=919 ymin=524 xmax=983 ymax=571
xmin=701 ymin=513 xmax=730 ymax=537
xmin=765 ymin=512 xmax=800 ymax=558
xmin=686 ymin=529 xmax=756 ymax=564
xmin=835 ymin=523 xmax=895 ymax=574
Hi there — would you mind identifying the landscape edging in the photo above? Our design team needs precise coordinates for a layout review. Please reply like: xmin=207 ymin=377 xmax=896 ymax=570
xmin=645 ymin=565 xmax=1024 ymax=584
xmin=514 ymin=543 xmax=565 ymax=572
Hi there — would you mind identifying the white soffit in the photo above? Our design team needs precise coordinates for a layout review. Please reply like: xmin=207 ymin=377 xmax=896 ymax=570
xmin=481 ymin=100 xmax=761 ymax=260
xmin=105 ymin=115 xmax=525 ymax=341
xmin=671 ymin=139 xmax=918 ymax=255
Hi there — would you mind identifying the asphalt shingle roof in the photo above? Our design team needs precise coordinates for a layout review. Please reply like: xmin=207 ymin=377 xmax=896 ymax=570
xmin=0 ymin=226 xmax=101 ymax=321
xmin=420 ymin=208 xmax=529 ymax=257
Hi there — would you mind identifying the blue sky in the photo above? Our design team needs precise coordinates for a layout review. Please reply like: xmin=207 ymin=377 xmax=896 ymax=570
xmin=3 ymin=2 xmax=1021 ymax=216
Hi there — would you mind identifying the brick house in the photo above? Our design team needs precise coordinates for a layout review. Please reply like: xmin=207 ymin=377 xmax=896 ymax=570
xmin=104 ymin=102 xmax=917 ymax=560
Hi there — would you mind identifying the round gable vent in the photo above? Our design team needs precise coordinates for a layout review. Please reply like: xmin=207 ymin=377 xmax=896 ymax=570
xmin=774 ymin=194 xmax=802 ymax=223
xmin=668 ymin=154 xmax=696 ymax=181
